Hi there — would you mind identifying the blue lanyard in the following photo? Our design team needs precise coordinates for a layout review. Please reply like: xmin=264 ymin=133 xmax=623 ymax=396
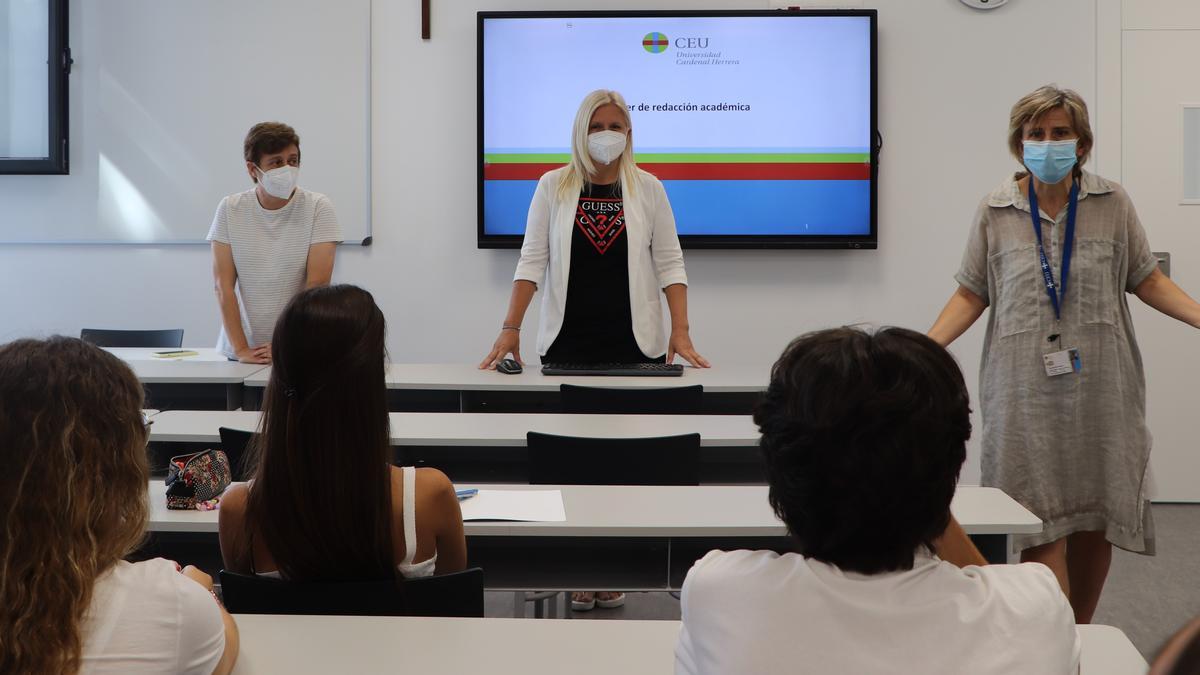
xmin=1027 ymin=178 xmax=1079 ymax=322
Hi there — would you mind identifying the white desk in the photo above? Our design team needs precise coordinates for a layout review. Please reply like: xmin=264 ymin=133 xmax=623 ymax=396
xmin=147 ymin=481 xmax=1038 ymax=588
xmin=147 ymin=482 xmax=1039 ymax=537
xmin=228 ymin=616 xmax=1145 ymax=675
xmin=242 ymin=363 xmax=767 ymax=413
xmin=110 ymin=348 xmax=268 ymax=410
xmin=147 ymin=410 xmax=760 ymax=447
xmin=231 ymin=615 xmax=678 ymax=675
xmin=109 ymin=347 xmax=232 ymax=363
xmin=244 ymin=362 xmax=767 ymax=393
xmin=1080 ymin=625 xmax=1150 ymax=675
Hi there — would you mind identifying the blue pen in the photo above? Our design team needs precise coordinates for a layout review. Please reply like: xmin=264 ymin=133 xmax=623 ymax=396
xmin=455 ymin=488 xmax=478 ymax=501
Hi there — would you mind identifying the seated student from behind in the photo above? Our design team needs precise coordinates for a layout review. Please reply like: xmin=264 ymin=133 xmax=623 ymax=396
xmin=0 ymin=337 xmax=238 ymax=675
xmin=675 ymin=327 xmax=1079 ymax=675
xmin=219 ymin=284 xmax=467 ymax=580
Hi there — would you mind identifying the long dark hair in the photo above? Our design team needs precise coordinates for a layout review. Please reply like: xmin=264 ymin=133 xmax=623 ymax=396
xmin=240 ymin=284 xmax=394 ymax=581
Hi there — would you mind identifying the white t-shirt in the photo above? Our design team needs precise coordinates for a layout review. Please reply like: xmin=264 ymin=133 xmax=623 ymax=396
xmin=80 ymin=558 xmax=226 ymax=675
xmin=207 ymin=187 xmax=342 ymax=357
xmin=675 ymin=548 xmax=1080 ymax=675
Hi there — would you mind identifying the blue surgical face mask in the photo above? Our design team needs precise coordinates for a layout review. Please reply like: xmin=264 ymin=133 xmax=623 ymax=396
xmin=1023 ymin=139 xmax=1078 ymax=185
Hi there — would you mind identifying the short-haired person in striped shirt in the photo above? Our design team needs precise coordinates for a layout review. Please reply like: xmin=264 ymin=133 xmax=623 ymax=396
xmin=208 ymin=122 xmax=343 ymax=363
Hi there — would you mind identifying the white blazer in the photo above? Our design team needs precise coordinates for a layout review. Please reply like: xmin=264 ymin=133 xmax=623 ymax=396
xmin=513 ymin=166 xmax=688 ymax=358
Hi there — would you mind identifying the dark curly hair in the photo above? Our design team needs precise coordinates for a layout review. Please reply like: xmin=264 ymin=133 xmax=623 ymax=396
xmin=754 ymin=326 xmax=972 ymax=575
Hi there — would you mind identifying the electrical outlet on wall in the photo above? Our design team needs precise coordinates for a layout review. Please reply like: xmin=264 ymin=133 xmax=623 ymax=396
xmin=1154 ymin=252 xmax=1172 ymax=278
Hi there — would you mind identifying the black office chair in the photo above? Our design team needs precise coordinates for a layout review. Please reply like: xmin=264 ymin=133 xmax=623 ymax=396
xmin=522 ymin=431 xmax=700 ymax=615
xmin=560 ymin=384 xmax=704 ymax=415
xmin=217 ymin=427 xmax=256 ymax=482
xmin=526 ymin=431 xmax=701 ymax=486
xmin=80 ymin=328 xmax=185 ymax=348
xmin=219 ymin=567 xmax=485 ymax=617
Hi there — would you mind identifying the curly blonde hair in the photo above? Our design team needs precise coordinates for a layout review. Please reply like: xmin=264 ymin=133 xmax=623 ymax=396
xmin=0 ymin=337 xmax=149 ymax=674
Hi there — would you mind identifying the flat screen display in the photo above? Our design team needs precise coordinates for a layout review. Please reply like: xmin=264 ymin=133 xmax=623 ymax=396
xmin=478 ymin=10 xmax=877 ymax=249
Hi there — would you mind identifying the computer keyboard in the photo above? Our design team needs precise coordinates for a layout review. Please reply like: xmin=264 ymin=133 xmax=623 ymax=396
xmin=540 ymin=362 xmax=685 ymax=376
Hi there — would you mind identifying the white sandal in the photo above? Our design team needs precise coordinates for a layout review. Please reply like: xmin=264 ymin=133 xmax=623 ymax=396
xmin=596 ymin=592 xmax=626 ymax=609
xmin=571 ymin=592 xmax=596 ymax=611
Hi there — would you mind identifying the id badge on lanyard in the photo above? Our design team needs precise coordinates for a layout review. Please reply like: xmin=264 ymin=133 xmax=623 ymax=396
xmin=1028 ymin=179 xmax=1082 ymax=377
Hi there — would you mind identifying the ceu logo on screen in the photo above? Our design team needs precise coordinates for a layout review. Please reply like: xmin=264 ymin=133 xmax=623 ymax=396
xmin=642 ymin=32 xmax=668 ymax=53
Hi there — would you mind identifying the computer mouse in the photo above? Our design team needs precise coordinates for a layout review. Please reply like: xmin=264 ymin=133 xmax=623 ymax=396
xmin=497 ymin=358 xmax=523 ymax=374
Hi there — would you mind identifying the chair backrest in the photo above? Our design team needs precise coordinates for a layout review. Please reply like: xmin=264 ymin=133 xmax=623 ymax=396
xmin=526 ymin=431 xmax=700 ymax=485
xmin=218 ymin=427 xmax=255 ymax=482
xmin=80 ymin=328 xmax=185 ymax=348
xmin=560 ymin=384 xmax=704 ymax=415
xmin=219 ymin=567 xmax=485 ymax=617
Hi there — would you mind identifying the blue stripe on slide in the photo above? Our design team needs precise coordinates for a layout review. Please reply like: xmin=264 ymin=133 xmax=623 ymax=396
xmin=482 ymin=180 xmax=872 ymax=237
xmin=483 ymin=180 xmax=539 ymax=235
xmin=664 ymin=180 xmax=871 ymax=235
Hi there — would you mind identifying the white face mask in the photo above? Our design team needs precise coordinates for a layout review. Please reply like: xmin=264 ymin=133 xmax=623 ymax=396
xmin=256 ymin=165 xmax=299 ymax=200
xmin=587 ymin=130 xmax=627 ymax=165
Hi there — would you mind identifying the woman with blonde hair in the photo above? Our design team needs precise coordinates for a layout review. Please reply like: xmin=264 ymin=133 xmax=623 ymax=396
xmin=929 ymin=84 xmax=1200 ymax=623
xmin=0 ymin=337 xmax=238 ymax=674
xmin=480 ymin=88 xmax=709 ymax=371
xmin=480 ymin=88 xmax=708 ymax=611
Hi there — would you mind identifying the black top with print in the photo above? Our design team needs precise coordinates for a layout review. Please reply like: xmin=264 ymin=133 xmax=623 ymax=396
xmin=543 ymin=181 xmax=650 ymax=364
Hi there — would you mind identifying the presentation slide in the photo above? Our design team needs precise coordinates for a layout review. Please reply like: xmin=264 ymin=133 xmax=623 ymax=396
xmin=481 ymin=15 xmax=873 ymax=240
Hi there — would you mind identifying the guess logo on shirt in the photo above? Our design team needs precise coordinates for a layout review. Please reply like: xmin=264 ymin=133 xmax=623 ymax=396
xmin=575 ymin=197 xmax=626 ymax=255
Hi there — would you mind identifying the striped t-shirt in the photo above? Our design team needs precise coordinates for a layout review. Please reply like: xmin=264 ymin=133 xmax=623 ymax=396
xmin=207 ymin=187 xmax=342 ymax=357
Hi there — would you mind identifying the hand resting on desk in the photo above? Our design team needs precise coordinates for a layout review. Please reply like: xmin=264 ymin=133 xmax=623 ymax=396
xmin=235 ymin=344 xmax=271 ymax=364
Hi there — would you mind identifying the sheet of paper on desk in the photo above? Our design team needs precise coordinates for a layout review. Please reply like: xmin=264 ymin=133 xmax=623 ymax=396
xmin=458 ymin=490 xmax=566 ymax=522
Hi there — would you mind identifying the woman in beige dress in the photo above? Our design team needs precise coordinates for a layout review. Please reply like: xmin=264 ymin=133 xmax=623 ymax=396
xmin=929 ymin=85 xmax=1200 ymax=623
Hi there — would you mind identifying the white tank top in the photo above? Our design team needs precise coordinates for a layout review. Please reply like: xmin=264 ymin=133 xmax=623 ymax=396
xmin=254 ymin=466 xmax=436 ymax=579
xmin=397 ymin=465 xmax=438 ymax=578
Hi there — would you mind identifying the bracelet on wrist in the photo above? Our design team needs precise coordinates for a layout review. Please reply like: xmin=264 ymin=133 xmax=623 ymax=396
xmin=501 ymin=325 xmax=520 ymax=332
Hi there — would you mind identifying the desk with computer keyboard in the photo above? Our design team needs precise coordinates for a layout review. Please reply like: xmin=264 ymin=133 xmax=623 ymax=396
xmin=241 ymin=362 xmax=767 ymax=413
xmin=539 ymin=362 xmax=685 ymax=376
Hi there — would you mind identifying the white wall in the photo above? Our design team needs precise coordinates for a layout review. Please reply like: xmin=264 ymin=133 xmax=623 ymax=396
xmin=1112 ymin=0 xmax=1200 ymax=501
xmin=0 ymin=0 xmax=371 ymax=243
xmin=0 ymin=0 xmax=1118 ymax=489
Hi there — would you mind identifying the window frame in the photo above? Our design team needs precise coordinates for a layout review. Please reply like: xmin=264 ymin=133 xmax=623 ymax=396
xmin=0 ymin=0 xmax=70 ymax=175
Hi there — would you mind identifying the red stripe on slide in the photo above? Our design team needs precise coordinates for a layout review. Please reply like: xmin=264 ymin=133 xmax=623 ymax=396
xmin=641 ymin=163 xmax=870 ymax=180
xmin=484 ymin=163 xmax=567 ymax=180
xmin=483 ymin=162 xmax=870 ymax=181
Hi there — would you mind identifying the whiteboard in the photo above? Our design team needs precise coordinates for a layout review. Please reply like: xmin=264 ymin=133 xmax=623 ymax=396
xmin=0 ymin=0 xmax=371 ymax=243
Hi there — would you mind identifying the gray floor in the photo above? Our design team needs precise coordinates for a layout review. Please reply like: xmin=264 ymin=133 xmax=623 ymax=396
xmin=1094 ymin=504 xmax=1200 ymax=659
xmin=487 ymin=591 xmax=681 ymax=622
xmin=488 ymin=503 xmax=1200 ymax=661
